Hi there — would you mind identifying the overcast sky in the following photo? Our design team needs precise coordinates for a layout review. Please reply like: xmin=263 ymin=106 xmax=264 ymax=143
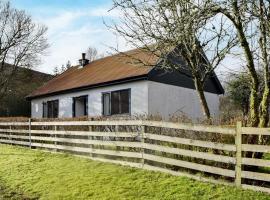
xmin=10 ymin=0 xmax=242 ymax=78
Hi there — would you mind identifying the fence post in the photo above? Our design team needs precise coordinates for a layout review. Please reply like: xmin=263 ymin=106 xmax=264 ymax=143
xmin=115 ymin=125 xmax=120 ymax=151
xmin=54 ymin=125 xmax=57 ymax=152
xmin=28 ymin=118 xmax=32 ymax=148
xmin=141 ymin=123 xmax=145 ymax=168
xmin=89 ymin=125 xmax=93 ymax=157
xmin=9 ymin=125 xmax=12 ymax=143
xmin=235 ymin=121 xmax=242 ymax=187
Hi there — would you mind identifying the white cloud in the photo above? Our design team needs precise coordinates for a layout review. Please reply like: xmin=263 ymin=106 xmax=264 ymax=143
xmin=39 ymin=7 xmax=121 ymax=35
xmin=34 ymin=6 xmax=129 ymax=74
xmin=41 ymin=12 xmax=81 ymax=35
xmin=88 ymin=7 xmax=122 ymax=17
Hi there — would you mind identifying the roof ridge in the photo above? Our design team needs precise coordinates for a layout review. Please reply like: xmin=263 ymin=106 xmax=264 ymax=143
xmin=82 ymin=47 xmax=149 ymax=67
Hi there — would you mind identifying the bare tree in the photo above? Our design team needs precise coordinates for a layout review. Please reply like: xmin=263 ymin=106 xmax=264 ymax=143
xmin=86 ymin=46 xmax=104 ymax=62
xmin=109 ymin=0 xmax=237 ymax=120
xmin=0 ymin=1 xmax=48 ymax=99
xmin=256 ymin=0 xmax=270 ymax=128
xmin=199 ymin=0 xmax=270 ymax=128
xmin=53 ymin=60 xmax=72 ymax=76
xmin=53 ymin=66 xmax=59 ymax=76
xmin=86 ymin=46 xmax=98 ymax=62
xmin=184 ymin=0 xmax=270 ymax=162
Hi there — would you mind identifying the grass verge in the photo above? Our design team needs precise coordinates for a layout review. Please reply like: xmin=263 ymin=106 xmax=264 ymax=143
xmin=0 ymin=144 xmax=269 ymax=200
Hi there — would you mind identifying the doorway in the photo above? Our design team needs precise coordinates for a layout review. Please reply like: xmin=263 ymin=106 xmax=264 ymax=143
xmin=72 ymin=95 xmax=88 ymax=117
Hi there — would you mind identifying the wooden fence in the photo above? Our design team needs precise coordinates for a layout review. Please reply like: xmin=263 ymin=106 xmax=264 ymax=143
xmin=0 ymin=120 xmax=269 ymax=194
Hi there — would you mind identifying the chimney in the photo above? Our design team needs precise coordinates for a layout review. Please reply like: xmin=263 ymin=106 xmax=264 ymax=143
xmin=78 ymin=53 xmax=89 ymax=68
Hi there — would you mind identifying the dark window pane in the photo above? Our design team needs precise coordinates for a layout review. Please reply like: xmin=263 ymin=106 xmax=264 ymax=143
xmin=53 ymin=100 xmax=59 ymax=118
xmin=48 ymin=101 xmax=53 ymax=118
xmin=111 ymin=91 xmax=120 ymax=115
xmin=120 ymin=90 xmax=129 ymax=114
xmin=72 ymin=98 xmax=75 ymax=117
xmin=85 ymin=97 xmax=88 ymax=116
xmin=47 ymin=100 xmax=59 ymax=118
xmin=43 ymin=102 xmax=48 ymax=118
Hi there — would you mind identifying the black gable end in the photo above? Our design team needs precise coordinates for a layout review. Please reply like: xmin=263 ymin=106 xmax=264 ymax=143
xmin=148 ymin=68 xmax=224 ymax=95
xmin=148 ymin=47 xmax=224 ymax=95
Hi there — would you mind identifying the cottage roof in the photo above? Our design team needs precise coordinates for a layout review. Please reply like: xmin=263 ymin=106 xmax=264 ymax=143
xmin=28 ymin=47 xmax=224 ymax=100
xmin=27 ymin=49 xmax=158 ymax=99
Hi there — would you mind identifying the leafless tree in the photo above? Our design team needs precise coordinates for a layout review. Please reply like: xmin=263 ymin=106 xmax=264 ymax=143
xmin=109 ymin=0 xmax=237 ymax=120
xmin=176 ymin=0 xmax=270 ymax=161
xmin=86 ymin=46 xmax=98 ymax=62
xmin=53 ymin=60 xmax=72 ymax=76
xmin=0 ymin=1 xmax=48 ymax=100
xmin=203 ymin=0 xmax=270 ymax=128
xmin=255 ymin=0 xmax=270 ymax=128
xmin=86 ymin=46 xmax=104 ymax=62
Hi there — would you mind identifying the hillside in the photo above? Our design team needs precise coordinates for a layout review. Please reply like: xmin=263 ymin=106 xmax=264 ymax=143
xmin=0 ymin=65 xmax=53 ymax=117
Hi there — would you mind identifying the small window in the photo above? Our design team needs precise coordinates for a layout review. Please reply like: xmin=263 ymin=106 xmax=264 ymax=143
xmin=43 ymin=100 xmax=59 ymax=118
xmin=102 ymin=89 xmax=130 ymax=116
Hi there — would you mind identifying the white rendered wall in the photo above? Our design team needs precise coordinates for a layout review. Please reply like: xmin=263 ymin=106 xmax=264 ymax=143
xmin=148 ymin=81 xmax=220 ymax=120
xmin=31 ymin=80 xmax=220 ymax=120
xmin=31 ymin=81 xmax=149 ymax=118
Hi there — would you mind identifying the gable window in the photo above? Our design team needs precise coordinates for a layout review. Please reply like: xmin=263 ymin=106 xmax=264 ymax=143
xmin=72 ymin=95 xmax=88 ymax=117
xmin=102 ymin=89 xmax=130 ymax=116
xmin=43 ymin=100 xmax=59 ymax=118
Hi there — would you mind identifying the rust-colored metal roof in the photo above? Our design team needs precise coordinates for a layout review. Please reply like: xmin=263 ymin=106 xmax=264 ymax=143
xmin=28 ymin=49 xmax=158 ymax=99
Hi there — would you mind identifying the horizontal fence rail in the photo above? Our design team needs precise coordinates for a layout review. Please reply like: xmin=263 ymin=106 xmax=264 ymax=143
xmin=0 ymin=120 xmax=269 ymax=194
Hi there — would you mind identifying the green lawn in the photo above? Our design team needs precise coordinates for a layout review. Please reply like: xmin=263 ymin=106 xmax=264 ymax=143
xmin=0 ymin=183 xmax=35 ymax=200
xmin=0 ymin=145 xmax=269 ymax=200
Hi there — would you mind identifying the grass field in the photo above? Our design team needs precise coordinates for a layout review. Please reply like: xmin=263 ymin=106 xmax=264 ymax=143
xmin=0 ymin=144 xmax=269 ymax=200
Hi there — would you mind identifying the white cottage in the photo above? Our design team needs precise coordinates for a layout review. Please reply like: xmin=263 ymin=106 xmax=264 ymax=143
xmin=27 ymin=48 xmax=224 ymax=120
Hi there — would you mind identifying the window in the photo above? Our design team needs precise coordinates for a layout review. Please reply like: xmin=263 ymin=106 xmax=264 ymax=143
xmin=42 ymin=102 xmax=48 ymax=118
xmin=102 ymin=89 xmax=130 ymax=116
xmin=43 ymin=100 xmax=59 ymax=118
xmin=102 ymin=93 xmax=110 ymax=116
xmin=72 ymin=95 xmax=88 ymax=117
